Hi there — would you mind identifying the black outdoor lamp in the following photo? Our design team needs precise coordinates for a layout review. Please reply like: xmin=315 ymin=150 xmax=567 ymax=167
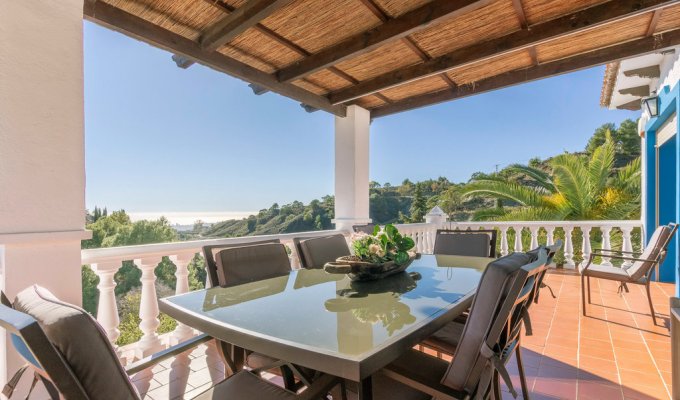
xmin=642 ymin=92 xmax=659 ymax=117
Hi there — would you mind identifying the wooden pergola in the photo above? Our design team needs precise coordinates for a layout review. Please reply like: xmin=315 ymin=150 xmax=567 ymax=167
xmin=83 ymin=0 xmax=680 ymax=118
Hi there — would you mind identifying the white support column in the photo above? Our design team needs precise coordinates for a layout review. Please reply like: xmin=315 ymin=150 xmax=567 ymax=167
xmin=333 ymin=105 xmax=371 ymax=232
xmin=0 ymin=0 xmax=88 ymax=387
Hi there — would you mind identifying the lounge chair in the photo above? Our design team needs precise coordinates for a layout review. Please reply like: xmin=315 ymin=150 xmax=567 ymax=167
xmin=0 ymin=285 xmax=339 ymax=400
xmin=433 ymin=229 xmax=498 ymax=258
xmin=338 ymin=247 xmax=550 ymax=399
xmin=293 ymin=234 xmax=351 ymax=269
xmin=581 ymin=223 xmax=678 ymax=325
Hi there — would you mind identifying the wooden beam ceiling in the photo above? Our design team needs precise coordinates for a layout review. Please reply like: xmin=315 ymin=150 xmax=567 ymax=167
xmin=83 ymin=0 xmax=346 ymax=117
xmin=511 ymin=0 xmax=528 ymax=30
xmin=370 ymin=28 xmax=680 ymax=117
xmin=275 ymin=0 xmax=493 ymax=83
xmin=199 ymin=0 xmax=294 ymax=51
xmin=330 ymin=0 xmax=680 ymax=105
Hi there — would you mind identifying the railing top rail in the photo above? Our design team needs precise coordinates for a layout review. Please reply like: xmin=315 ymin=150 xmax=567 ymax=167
xmin=447 ymin=220 xmax=642 ymax=227
xmin=82 ymin=229 xmax=345 ymax=264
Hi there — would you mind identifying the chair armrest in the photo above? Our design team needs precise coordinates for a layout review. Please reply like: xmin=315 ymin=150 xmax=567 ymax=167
xmin=379 ymin=368 xmax=464 ymax=400
xmin=296 ymin=373 xmax=340 ymax=400
xmin=125 ymin=334 xmax=211 ymax=375
xmin=592 ymin=248 xmax=640 ymax=256
xmin=594 ymin=254 xmax=656 ymax=264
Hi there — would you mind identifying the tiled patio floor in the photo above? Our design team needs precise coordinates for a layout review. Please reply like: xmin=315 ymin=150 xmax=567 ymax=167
xmin=130 ymin=270 xmax=675 ymax=400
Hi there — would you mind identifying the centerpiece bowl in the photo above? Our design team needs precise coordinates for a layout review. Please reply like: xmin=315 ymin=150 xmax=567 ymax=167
xmin=324 ymin=224 xmax=418 ymax=281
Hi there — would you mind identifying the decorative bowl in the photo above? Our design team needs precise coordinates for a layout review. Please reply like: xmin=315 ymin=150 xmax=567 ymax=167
xmin=324 ymin=253 xmax=419 ymax=281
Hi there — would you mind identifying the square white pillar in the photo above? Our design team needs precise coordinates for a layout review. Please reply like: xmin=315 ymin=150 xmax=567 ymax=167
xmin=333 ymin=105 xmax=372 ymax=231
xmin=0 ymin=0 xmax=89 ymax=387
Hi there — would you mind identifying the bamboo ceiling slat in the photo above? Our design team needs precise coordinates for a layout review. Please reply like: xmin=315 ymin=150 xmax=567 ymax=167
xmin=105 ymin=0 xmax=224 ymax=40
xmin=305 ymin=69 xmax=354 ymax=92
xmin=446 ymin=50 xmax=533 ymax=84
xmin=333 ymin=40 xmax=423 ymax=81
xmin=520 ymin=0 xmax=607 ymax=26
xmin=259 ymin=0 xmax=382 ymax=54
xmin=655 ymin=4 xmax=680 ymax=33
xmin=216 ymin=44 xmax=278 ymax=73
xmin=354 ymin=94 xmax=388 ymax=108
xmin=372 ymin=0 xmax=432 ymax=18
xmin=535 ymin=13 xmax=652 ymax=63
xmin=292 ymin=79 xmax=329 ymax=96
xmin=222 ymin=29 xmax=303 ymax=70
xmin=410 ymin=0 xmax=521 ymax=58
xmin=379 ymin=75 xmax=449 ymax=101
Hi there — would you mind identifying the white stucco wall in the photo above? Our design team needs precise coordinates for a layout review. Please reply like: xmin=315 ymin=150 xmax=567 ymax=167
xmin=659 ymin=48 xmax=680 ymax=90
xmin=0 ymin=0 xmax=88 ymax=387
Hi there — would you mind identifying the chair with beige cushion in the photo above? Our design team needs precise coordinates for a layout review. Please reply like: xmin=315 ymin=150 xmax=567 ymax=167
xmin=419 ymin=242 xmax=561 ymax=400
xmin=338 ymin=247 xmax=549 ymax=400
xmin=293 ymin=234 xmax=351 ymax=269
xmin=581 ymin=223 xmax=677 ymax=325
xmin=1 ymin=285 xmax=339 ymax=400
xmin=433 ymin=229 xmax=497 ymax=258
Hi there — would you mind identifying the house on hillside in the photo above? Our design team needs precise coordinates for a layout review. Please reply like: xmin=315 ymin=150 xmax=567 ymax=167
xmin=601 ymin=46 xmax=680 ymax=283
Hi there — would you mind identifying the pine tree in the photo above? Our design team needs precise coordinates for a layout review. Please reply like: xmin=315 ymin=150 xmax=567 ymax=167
xmin=409 ymin=185 xmax=427 ymax=222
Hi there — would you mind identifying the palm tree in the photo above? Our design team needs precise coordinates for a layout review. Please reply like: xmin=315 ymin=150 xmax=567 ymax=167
xmin=463 ymin=136 xmax=641 ymax=222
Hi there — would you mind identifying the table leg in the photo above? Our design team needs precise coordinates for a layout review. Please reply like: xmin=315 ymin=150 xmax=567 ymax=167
xmin=357 ymin=376 xmax=373 ymax=400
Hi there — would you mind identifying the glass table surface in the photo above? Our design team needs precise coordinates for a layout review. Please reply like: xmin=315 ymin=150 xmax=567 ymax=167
xmin=160 ymin=254 xmax=489 ymax=380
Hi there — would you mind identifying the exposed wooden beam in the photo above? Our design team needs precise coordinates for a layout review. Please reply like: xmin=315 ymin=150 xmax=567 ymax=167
xmin=358 ymin=0 xmax=389 ymax=22
xmin=370 ymin=28 xmax=680 ymax=117
xmin=623 ymin=65 xmax=661 ymax=78
xmin=276 ymin=0 xmax=493 ymax=83
xmin=619 ymin=84 xmax=650 ymax=96
xmin=528 ymin=46 xmax=538 ymax=66
xmin=330 ymin=0 xmax=680 ymax=105
xmin=646 ymin=9 xmax=662 ymax=36
xmin=617 ymin=99 xmax=642 ymax=110
xmin=83 ymin=0 xmax=346 ymax=117
xmin=199 ymin=0 xmax=294 ymax=51
xmin=511 ymin=0 xmax=528 ymax=29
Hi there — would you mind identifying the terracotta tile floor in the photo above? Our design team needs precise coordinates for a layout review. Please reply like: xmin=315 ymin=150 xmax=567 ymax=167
xmin=130 ymin=270 xmax=675 ymax=400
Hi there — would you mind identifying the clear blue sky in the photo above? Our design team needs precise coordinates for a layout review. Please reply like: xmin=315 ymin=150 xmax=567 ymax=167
xmin=84 ymin=21 xmax=638 ymax=213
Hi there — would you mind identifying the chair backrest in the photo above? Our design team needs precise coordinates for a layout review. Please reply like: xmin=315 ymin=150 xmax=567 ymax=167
xmin=202 ymin=239 xmax=281 ymax=287
xmin=441 ymin=248 xmax=548 ymax=395
xmin=628 ymin=223 xmax=677 ymax=281
xmin=293 ymin=234 xmax=351 ymax=269
xmin=352 ymin=224 xmax=376 ymax=235
xmin=4 ymin=286 xmax=140 ymax=400
xmin=214 ymin=243 xmax=291 ymax=286
xmin=527 ymin=241 xmax=563 ymax=304
xmin=434 ymin=229 xmax=497 ymax=258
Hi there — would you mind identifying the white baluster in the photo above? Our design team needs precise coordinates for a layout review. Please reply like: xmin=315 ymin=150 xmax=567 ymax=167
xmin=93 ymin=261 xmax=122 ymax=347
xmin=581 ymin=225 xmax=592 ymax=268
xmin=135 ymin=257 xmax=163 ymax=358
xmin=500 ymin=227 xmax=509 ymax=256
xmin=513 ymin=226 xmax=523 ymax=253
xmin=529 ymin=227 xmax=539 ymax=249
xmin=601 ymin=226 xmax=612 ymax=266
xmin=170 ymin=254 xmax=195 ymax=345
xmin=621 ymin=226 xmax=634 ymax=269
xmin=564 ymin=226 xmax=575 ymax=269
xmin=546 ymin=226 xmax=555 ymax=246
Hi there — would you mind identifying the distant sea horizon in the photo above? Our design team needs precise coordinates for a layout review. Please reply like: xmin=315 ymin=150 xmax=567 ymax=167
xmin=127 ymin=211 xmax=257 ymax=226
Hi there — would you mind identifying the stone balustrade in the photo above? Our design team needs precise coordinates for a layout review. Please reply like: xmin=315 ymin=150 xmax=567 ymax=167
xmin=81 ymin=218 xmax=643 ymax=361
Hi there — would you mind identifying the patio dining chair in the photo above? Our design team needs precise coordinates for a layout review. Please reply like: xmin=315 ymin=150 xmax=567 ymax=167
xmin=418 ymin=242 xmax=561 ymax=400
xmin=338 ymin=247 xmax=550 ymax=400
xmin=433 ymin=229 xmax=497 ymax=258
xmin=202 ymin=241 xmax=303 ymax=389
xmin=293 ymin=234 xmax=351 ymax=269
xmin=581 ymin=223 xmax=678 ymax=325
xmin=0 ymin=285 xmax=339 ymax=400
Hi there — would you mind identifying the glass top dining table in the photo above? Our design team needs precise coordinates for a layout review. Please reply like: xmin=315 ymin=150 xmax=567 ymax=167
xmin=159 ymin=254 xmax=490 ymax=391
